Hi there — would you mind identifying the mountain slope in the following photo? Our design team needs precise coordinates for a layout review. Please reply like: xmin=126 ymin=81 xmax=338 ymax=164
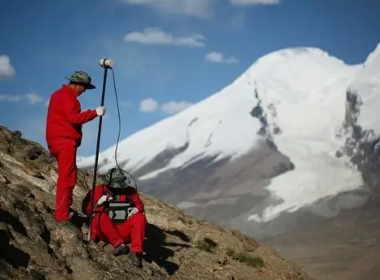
xmin=78 ymin=46 xmax=366 ymax=222
xmin=257 ymin=42 xmax=380 ymax=280
xmin=0 ymin=125 xmax=313 ymax=280
xmin=246 ymin=51 xmax=364 ymax=222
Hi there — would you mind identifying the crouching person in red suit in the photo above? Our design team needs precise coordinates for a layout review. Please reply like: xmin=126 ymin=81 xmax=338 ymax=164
xmin=82 ymin=168 xmax=147 ymax=267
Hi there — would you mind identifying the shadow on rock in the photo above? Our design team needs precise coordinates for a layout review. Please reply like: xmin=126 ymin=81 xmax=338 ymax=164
xmin=0 ymin=230 xmax=30 ymax=268
xmin=0 ymin=208 xmax=28 ymax=237
xmin=70 ymin=209 xmax=88 ymax=230
xmin=165 ymin=229 xmax=191 ymax=242
xmin=143 ymin=223 xmax=191 ymax=275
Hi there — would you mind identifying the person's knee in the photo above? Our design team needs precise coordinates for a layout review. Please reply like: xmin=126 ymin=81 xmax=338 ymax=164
xmin=133 ymin=212 xmax=147 ymax=226
xmin=92 ymin=213 xmax=111 ymax=235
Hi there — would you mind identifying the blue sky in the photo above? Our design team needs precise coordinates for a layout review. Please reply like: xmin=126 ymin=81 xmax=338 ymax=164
xmin=0 ymin=0 xmax=379 ymax=157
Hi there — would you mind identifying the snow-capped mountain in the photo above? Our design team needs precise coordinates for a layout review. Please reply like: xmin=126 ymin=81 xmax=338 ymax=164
xmin=78 ymin=42 xmax=380 ymax=280
xmin=78 ymin=43 xmax=380 ymax=235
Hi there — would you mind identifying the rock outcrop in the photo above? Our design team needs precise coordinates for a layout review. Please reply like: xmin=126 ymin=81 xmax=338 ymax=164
xmin=0 ymin=125 xmax=313 ymax=280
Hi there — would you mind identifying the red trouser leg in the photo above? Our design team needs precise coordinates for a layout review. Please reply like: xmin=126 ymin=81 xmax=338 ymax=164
xmin=49 ymin=145 xmax=78 ymax=221
xmin=116 ymin=212 xmax=147 ymax=253
xmin=91 ymin=213 xmax=124 ymax=248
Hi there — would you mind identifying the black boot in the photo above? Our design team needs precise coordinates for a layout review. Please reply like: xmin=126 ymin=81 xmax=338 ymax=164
xmin=112 ymin=243 xmax=129 ymax=256
xmin=129 ymin=252 xmax=142 ymax=267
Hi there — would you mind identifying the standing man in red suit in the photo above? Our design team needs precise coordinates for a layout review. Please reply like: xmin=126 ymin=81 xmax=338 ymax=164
xmin=46 ymin=70 xmax=106 ymax=225
xmin=81 ymin=168 xmax=147 ymax=267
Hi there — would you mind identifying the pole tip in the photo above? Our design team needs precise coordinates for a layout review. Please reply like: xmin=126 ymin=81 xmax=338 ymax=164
xmin=99 ymin=58 xmax=114 ymax=68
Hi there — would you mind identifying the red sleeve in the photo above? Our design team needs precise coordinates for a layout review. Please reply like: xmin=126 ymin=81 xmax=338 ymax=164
xmin=131 ymin=189 xmax=144 ymax=213
xmin=62 ymin=95 xmax=98 ymax=125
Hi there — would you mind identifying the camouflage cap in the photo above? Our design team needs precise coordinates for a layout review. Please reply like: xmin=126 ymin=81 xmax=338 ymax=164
xmin=100 ymin=168 xmax=129 ymax=189
xmin=67 ymin=70 xmax=96 ymax=89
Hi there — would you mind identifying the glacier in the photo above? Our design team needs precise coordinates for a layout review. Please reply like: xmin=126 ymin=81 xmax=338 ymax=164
xmin=77 ymin=44 xmax=380 ymax=223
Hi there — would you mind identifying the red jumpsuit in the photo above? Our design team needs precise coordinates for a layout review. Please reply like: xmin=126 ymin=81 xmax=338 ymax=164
xmin=82 ymin=184 xmax=147 ymax=253
xmin=46 ymin=84 xmax=98 ymax=221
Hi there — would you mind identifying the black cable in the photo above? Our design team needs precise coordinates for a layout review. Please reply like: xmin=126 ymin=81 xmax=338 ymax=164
xmin=110 ymin=67 xmax=138 ymax=192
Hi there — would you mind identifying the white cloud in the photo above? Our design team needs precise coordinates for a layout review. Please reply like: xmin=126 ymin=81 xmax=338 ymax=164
xmin=140 ymin=98 xmax=159 ymax=112
xmin=230 ymin=0 xmax=280 ymax=5
xmin=116 ymin=0 xmax=215 ymax=18
xmin=0 ymin=55 xmax=16 ymax=79
xmin=25 ymin=93 xmax=43 ymax=104
xmin=161 ymin=101 xmax=193 ymax=114
xmin=0 ymin=94 xmax=22 ymax=102
xmin=124 ymin=27 xmax=205 ymax=47
xmin=205 ymin=52 xmax=239 ymax=64
xmin=116 ymin=0 xmax=279 ymax=18
xmin=225 ymin=57 xmax=239 ymax=64
xmin=139 ymin=98 xmax=193 ymax=114
xmin=0 ymin=93 xmax=44 ymax=104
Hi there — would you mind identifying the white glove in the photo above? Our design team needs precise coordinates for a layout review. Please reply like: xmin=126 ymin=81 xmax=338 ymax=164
xmin=96 ymin=106 xmax=106 ymax=116
xmin=96 ymin=195 xmax=113 ymax=206
xmin=127 ymin=207 xmax=139 ymax=218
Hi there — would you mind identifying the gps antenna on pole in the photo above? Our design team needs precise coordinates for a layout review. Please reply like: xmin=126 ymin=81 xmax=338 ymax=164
xmin=87 ymin=58 xmax=114 ymax=241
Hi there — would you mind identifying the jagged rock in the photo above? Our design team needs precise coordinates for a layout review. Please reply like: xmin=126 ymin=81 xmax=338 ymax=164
xmin=50 ymin=225 xmax=88 ymax=258
xmin=24 ymin=165 xmax=44 ymax=179
xmin=66 ymin=256 xmax=104 ymax=280
xmin=0 ymin=170 xmax=9 ymax=184
xmin=217 ymin=256 xmax=229 ymax=266
xmin=45 ymin=273 xmax=70 ymax=280
xmin=13 ymin=131 xmax=22 ymax=138
xmin=0 ymin=125 xmax=314 ymax=280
